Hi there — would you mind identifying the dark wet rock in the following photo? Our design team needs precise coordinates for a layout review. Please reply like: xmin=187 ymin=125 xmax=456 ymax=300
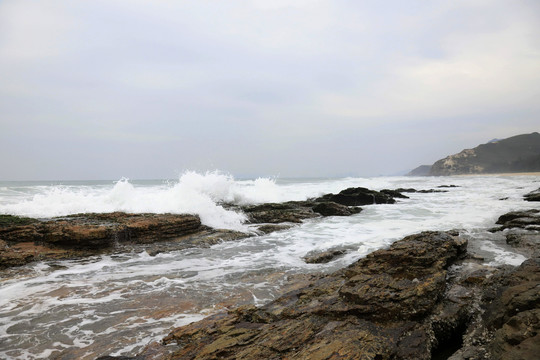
xmin=240 ymin=202 xmax=319 ymax=224
xmin=395 ymin=187 xmax=418 ymax=193
xmin=394 ymin=188 xmax=448 ymax=194
xmin=494 ymin=209 xmax=540 ymax=231
xmin=136 ymin=231 xmax=472 ymax=359
xmin=380 ymin=189 xmax=409 ymax=199
xmin=505 ymin=232 xmax=540 ymax=256
xmin=438 ymin=185 xmax=460 ymax=188
xmin=311 ymin=201 xmax=362 ymax=216
xmin=303 ymin=249 xmax=347 ymax=264
xmin=238 ymin=199 xmax=362 ymax=225
xmin=315 ymin=187 xmax=396 ymax=206
xmin=450 ymin=258 xmax=540 ymax=360
xmin=524 ymin=188 xmax=540 ymax=201
xmin=446 ymin=206 xmax=540 ymax=360
xmin=496 ymin=209 xmax=540 ymax=224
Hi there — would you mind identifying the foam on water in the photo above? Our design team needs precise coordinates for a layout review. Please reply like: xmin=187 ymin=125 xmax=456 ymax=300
xmin=1 ymin=173 xmax=539 ymax=359
xmin=0 ymin=171 xmax=404 ymax=231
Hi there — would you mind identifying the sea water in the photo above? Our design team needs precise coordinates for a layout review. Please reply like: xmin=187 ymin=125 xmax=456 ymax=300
xmin=0 ymin=172 xmax=539 ymax=359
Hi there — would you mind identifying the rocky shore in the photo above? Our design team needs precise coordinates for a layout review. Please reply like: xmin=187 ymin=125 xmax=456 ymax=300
xmin=2 ymin=185 xmax=539 ymax=359
xmin=0 ymin=187 xmax=397 ymax=269
xmin=116 ymin=209 xmax=538 ymax=360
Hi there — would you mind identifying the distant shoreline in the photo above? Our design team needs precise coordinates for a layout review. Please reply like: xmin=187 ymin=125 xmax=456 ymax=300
xmin=455 ymin=171 xmax=540 ymax=177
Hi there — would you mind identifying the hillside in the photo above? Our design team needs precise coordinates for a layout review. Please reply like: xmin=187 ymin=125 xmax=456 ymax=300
xmin=410 ymin=132 xmax=540 ymax=176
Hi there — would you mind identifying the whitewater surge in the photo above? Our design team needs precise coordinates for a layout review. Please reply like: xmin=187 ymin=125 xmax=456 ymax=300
xmin=1 ymin=172 xmax=539 ymax=359
xmin=0 ymin=171 xmax=398 ymax=230
xmin=0 ymin=171 xmax=286 ymax=230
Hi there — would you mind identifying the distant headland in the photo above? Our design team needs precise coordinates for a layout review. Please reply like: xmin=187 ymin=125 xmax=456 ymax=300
xmin=408 ymin=132 xmax=540 ymax=176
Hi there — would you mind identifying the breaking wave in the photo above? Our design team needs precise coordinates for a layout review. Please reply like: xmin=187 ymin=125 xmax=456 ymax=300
xmin=0 ymin=171 xmax=295 ymax=230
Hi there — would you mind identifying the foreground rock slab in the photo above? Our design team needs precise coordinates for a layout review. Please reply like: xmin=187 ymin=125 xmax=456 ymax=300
xmin=0 ymin=213 xmax=204 ymax=269
xmin=126 ymin=229 xmax=540 ymax=360
xmin=133 ymin=231 xmax=470 ymax=360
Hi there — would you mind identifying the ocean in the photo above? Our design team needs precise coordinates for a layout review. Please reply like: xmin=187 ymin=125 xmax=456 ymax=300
xmin=0 ymin=172 xmax=539 ymax=359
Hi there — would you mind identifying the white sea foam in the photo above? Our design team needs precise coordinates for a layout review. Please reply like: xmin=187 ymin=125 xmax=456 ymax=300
xmin=0 ymin=171 xmax=411 ymax=231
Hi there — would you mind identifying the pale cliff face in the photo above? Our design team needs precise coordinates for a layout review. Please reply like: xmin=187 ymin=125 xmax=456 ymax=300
xmin=429 ymin=133 xmax=540 ymax=176
xmin=432 ymin=148 xmax=484 ymax=175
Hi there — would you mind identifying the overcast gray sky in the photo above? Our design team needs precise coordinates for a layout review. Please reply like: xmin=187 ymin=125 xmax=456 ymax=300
xmin=1 ymin=0 xmax=539 ymax=180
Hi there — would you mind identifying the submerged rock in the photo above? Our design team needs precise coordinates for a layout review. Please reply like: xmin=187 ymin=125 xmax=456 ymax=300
xmin=394 ymin=188 xmax=448 ymax=194
xmin=311 ymin=201 xmax=362 ymax=216
xmin=303 ymin=249 xmax=347 ymax=264
xmin=255 ymin=224 xmax=294 ymax=234
xmin=380 ymin=189 xmax=409 ymax=199
xmin=494 ymin=209 xmax=540 ymax=232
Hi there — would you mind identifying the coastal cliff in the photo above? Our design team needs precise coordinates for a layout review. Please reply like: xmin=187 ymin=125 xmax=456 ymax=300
xmin=408 ymin=132 xmax=540 ymax=176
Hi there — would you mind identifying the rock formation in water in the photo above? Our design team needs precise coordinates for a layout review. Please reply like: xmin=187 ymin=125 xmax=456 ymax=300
xmin=1 ymin=187 xmax=398 ymax=269
xmin=408 ymin=132 xmax=540 ymax=176
xmin=524 ymin=188 xmax=540 ymax=202
xmin=314 ymin=187 xmax=396 ymax=205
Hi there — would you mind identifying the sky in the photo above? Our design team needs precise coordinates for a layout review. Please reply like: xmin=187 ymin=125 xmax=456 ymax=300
xmin=1 ymin=0 xmax=539 ymax=180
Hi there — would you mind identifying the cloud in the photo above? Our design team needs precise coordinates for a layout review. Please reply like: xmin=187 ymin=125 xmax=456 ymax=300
xmin=317 ymin=1 xmax=540 ymax=121
xmin=0 ymin=0 xmax=539 ymax=179
xmin=0 ymin=1 xmax=75 ymax=62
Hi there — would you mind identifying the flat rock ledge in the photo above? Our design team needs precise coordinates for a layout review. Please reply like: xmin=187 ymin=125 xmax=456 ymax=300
xmin=0 ymin=213 xmax=207 ymax=269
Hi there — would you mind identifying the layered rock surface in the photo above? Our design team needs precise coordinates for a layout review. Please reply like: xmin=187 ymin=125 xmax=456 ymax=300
xmin=524 ymin=188 xmax=540 ymax=202
xmin=133 ymin=231 xmax=473 ymax=359
xmin=0 ymin=213 xmax=204 ymax=269
xmin=121 ymin=208 xmax=539 ymax=360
